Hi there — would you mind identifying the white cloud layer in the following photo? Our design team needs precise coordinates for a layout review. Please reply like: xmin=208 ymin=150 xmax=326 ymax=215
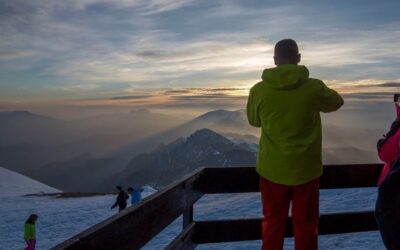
xmin=0 ymin=0 xmax=399 ymax=101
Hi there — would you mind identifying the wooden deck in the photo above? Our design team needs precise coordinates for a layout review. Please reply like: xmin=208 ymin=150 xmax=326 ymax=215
xmin=52 ymin=164 xmax=383 ymax=250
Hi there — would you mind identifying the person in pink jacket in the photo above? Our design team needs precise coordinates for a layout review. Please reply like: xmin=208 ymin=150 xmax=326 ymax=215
xmin=375 ymin=94 xmax=400 ymax=250
xmin=377 ymin=95 xmax=400 ymax=185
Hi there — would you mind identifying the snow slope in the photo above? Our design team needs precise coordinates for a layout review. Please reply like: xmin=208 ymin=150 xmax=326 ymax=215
xmin=0 ymin=169 xmax=385 ymax=249
xmin=0 ymin=167 xmax=60 ymax=196
xmin=0 ymin=185 xmax=155 ymax=250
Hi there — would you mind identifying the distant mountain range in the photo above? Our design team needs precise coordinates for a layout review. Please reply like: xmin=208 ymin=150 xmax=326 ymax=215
xmin=0 ymin=109 xmax=184 ymax=150
xmin=114 ymin=109 xmax=259 ymax=160
xmin=103 ymin=128 xmax=257 ymax=190
xmin=1 ymin=109 xmax=259 ymax=191
xmin=30 ymin=128 xmax=256 ymax=191
xmin=30 ymin=153 xmax=120 ymax=192
xmin=0 ymin=111 xmax=70 ymax=146
xmin=0 ymin=108 xmax=381 ymax=192
xmin=0 ymin=109 xmax=186 ymax=177
xmin=323 ymin=147 xmax=377 ymax=164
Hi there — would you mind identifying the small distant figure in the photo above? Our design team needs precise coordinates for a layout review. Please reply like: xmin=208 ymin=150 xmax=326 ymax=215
xmin=375 ymin=93 xmax=400 ymax=249
xmin=127 ymin=187 xmax=144 ymax=205
xmin=24 ymin=214 xmax=38 ymax=250
xmin=111 ymin=186 xmax=129 ymax=212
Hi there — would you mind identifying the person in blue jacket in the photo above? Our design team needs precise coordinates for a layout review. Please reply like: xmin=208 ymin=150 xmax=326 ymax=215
xmin=127 ymin=187 xmax=143 ymax=205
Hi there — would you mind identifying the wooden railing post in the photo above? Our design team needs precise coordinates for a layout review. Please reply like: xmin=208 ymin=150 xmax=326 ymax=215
xmin=183 ymin=206 xmax=194 ymax=229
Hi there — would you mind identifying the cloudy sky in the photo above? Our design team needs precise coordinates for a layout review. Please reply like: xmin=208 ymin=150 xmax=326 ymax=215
xmin=0 ymin=0 xmax=399 ymax=110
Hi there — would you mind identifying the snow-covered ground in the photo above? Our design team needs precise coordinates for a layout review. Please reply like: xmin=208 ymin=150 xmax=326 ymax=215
xmin=0 ymin=167 xmax=157 ymax=249
xmin=0 ymin=167 xmax=385 ymax=249
xmin=0 ymin=187 xmax=155 ymax=249
xmin=144 ymin=189 xmax=385 ymax=250
xmin=0 ymin=167 xmax=60 ymax=196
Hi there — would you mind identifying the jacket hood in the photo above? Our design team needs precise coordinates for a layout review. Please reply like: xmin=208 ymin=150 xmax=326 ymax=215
xmin=261 ymin=64 xmax=309 ymax=90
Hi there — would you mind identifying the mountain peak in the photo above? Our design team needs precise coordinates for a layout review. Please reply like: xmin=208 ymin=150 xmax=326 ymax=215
xmin=11 ymin=110 xmax=31 ymax=115
xmin=121 ymin=127 xmax=256 ymax=187
xmin=186 ymin=128 xmax=232 ymax=146
xmin=0 ymin=110 xmax=58 ymax=121
xmin=191 ymin=128 xmax=218 ymax=137
xmin=192 ymin=128 xmax=218 ymax=136
xmin=0 ymin=110 xmax=32 ymax=116
xmin=129 ymin=108 xmax=151 ymax=114
xmin=194 ymin=109 xmax=243 ymax=123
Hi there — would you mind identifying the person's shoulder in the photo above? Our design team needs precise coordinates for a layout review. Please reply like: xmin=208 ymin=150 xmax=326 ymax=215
xmin=305 ymin=77 xmax=326 ymax=91
xmin=250 ymin=81 xmax=264 ymax=92
xmin=307 ymin=77 xmax=324 ymax=85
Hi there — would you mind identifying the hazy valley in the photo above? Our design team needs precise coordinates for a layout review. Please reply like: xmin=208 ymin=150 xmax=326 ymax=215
xmin=0 ymin=101 xmax=386 ymax=192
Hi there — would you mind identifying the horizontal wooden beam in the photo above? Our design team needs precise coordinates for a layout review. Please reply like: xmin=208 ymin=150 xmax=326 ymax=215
xmin=320 ymin=164 xmax=383 ymax=189
xmin=165 ymin=223 xmax=197 ymax=250
xmin=199 ymin=164 xmax=383 ymax=194
xmin=193 ymin=211 xmax=377 ymax=244
xmin=194 ymin=218 xmax=261 ymax=243
xmin=199 ymin=167 xmax=259 ymax=194
xmin=51 ymin=168 xmax=205 ymax=250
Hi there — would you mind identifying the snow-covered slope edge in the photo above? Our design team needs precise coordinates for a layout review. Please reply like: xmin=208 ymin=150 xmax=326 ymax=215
xmin=0 ymin=167 xmax=60 ymax=196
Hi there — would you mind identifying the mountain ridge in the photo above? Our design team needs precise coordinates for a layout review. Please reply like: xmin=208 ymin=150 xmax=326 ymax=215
xmin=101 ymin=128 xmax=257 ymax=190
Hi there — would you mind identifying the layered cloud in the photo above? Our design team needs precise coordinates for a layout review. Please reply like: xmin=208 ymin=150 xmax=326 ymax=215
xmin=0 ymin=0 xmax=399 ymax=102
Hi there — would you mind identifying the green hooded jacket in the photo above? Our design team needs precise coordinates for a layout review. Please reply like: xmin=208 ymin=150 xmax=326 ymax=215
xmin=247 ymin=64 xmax=343 ymax=185
xmin=24 ymin=223 xmax=36 ymax=241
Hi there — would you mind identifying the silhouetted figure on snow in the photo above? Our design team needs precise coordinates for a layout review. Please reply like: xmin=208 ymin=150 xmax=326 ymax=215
xmin=111 ymin=186 xmax=129 ymax=212
xmin=24 ymin=214 xmax=38 ymax=250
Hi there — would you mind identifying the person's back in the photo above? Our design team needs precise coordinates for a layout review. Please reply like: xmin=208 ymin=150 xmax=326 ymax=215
xmin=127 ymin=187 xmax=143 ymax=205
xmin=247 ymin=39 xmax=343 ymax=250
xmin=132 ymin=188 xmax=143 ymax=204
xmin=248 ymin=64 xmax=343 ymax=185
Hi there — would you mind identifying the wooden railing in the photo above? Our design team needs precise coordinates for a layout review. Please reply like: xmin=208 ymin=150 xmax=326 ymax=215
xmin=52 ymin=164 xmax=383 ymax=250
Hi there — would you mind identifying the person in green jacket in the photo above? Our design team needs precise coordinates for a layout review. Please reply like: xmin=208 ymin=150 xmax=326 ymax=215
xmin=247 ymin=39 xmax=343 ymax=250
xmin=24 ymin=214 xmax=38 ymax=250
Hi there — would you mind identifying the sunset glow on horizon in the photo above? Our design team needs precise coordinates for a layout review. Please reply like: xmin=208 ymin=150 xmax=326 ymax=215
xmin=1 ymin=0 xmax=399 ymax=111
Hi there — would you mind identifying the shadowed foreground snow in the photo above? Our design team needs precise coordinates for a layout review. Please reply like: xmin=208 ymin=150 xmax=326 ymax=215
xmin=1 ymin=186 xmax=385 ymax=249
xmin=144 ymin=188 xmax=385 ymax=249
